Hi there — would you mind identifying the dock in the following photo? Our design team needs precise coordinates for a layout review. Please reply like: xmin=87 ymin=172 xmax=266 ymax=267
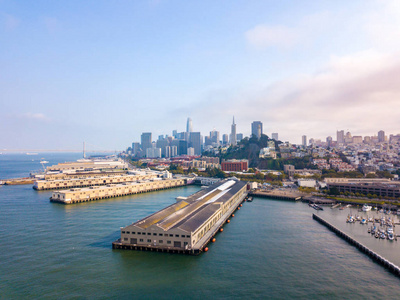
xmin=112 ymin=179 xmax=248 ymax=255
xmin=249 ymin=190 xmax=303 ymax=201
xmin=50 ymin=178 xmax=188 ymax=204
xmin=313 ymin=213 xmax=400 ymax=277
xmin=1 ymin=177 xmax=35 ymax=185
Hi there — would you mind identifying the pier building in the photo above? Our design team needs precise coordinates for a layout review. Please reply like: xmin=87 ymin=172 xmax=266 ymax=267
xmin=50 ymin=177 xmax=188 ymax=204
xmin=113 ymin=178 xmax=248 ymax=254
xmin=45 ymin=159 xmax=128 ymax=172
xmin=34 ymin=172 xmax=163 ymax=190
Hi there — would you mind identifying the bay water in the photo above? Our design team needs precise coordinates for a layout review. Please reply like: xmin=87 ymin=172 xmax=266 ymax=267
xmin=1 ymin=153 xmax=400 ymax=299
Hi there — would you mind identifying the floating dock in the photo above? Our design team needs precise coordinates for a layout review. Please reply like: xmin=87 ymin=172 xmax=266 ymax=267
xmin=313 ymin=213 xmax=400 ymax=277
xmin=50 ymin=178 xmax=188 ymax=204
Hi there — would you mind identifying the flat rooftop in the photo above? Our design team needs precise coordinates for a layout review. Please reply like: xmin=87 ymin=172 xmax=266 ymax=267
xmin=134 ymin=179 xmax=247 ymax=233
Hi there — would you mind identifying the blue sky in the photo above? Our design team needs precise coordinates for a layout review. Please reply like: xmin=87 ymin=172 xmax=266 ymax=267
xmin=1 ymin=0 xmax=400 ymax=150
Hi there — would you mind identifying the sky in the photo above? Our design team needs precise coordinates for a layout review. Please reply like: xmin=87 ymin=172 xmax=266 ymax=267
xmin=1 ymin=0 xmax=400 ymax=151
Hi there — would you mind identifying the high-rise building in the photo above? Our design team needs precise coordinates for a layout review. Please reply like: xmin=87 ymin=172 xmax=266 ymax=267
xmin=326 ymin=136 xmax=333 ymax=147
xmin=236 ymin=133 xmax=243 ymax=142
xmin=186 ymin=118 xmax=193 ymax=133
xmin=378 ymin=130 xmax=385 ymax=143
xmin=177 ymin=140 xmax=188 ymax=155
xmin=337 ymin=130 xmax=344 ymax=144
xmin=141 ymin=132 xmax=152 ymax=154
xmin=210 ymin=130 xmax=220 ymax=146
xmin=272 ymin=133 xmax=278 ymax=140
xmin=131 ymin=142 xmax=140 ymax=156
xmin=302 ymin=135 xmax=307 ymax=147
xmin=230 ymin=117 xmax=237 ymax=146
xmin=172 ymin=130 xmax=178 ymax=138
xmin=251 ymin=121 xmax=263 ymax=139
xmin=187 ymin=147 xmax=195 ymax=156
xmin=189 ymin=132 xmax=202 ymax=155
xmin=222 ymin=134 xmax=228 ymax=145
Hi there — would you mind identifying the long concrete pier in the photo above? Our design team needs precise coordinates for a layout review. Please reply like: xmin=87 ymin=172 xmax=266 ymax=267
xmin=50 ymin=178 xmax=188 ymax=204
xmin=249 ymin=190 xmax=303 ymax=201
xmin=313 ymin=213 xmax=400 ymax=277
xmin=34 ymin=173 xmax=158 ymax=190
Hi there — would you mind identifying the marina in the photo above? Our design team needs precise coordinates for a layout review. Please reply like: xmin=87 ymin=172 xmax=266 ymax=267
xmin=313 ymin=213 xmax=400 ymax=277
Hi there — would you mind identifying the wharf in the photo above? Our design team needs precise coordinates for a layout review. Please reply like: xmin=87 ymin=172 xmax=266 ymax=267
xmin=112 ymin=193 xmax=248 ymax=255
xmin=249 ymin=190 xmax=303 ymax=201
xmin=303 ymin=196 xmax=336 ymax=205
xmin=50 ymin=178 xmax=188 ymax=204
xmin=313 ymin=213 xmax=400 ymax=277
xmin=1 ymin=177 xmax=35 ymax=185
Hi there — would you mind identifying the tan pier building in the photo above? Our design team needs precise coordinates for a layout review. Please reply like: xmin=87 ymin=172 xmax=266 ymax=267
xmin=50 ymin=177 xmax=188 ymax=204
xmin=112 ymin=179 xmax=248 ymax=255
xmin=34 ymin=172 xmax=161 ymax=190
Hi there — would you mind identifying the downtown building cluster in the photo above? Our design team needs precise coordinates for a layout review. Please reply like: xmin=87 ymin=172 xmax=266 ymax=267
xmin=125 ymin=118 xmax=277 ymax=159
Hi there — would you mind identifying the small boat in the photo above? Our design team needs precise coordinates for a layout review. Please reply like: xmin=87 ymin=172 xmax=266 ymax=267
xmin=362 ymin=204 xmax=372 ymax=212
xmin=361 ymin=218 xmax=367 ymax=225
xmin=347 ymin=215 xmax=355 ymax=223
xmin=247 ymin=197 xmax=253 ymax=202
xmin=375 ymin=232 xmax=379 ymax=238
xmin=339 ymin=206 xmax=345 ymax=210
xmin=371 ymin=226 xmax=376 ymax=234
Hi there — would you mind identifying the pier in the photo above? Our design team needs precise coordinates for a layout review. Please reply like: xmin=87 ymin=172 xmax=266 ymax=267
xmin=34 ymin=173 xmax=159 ymax=190
xmin=313 ymin=214 xmax=400 ymax=277
xmin=50 ymin=178 xmax=188 ymax=204
xmin=112 ymin=179 xmax=248 ymax=255
xmin=249 ymin=190 xmax=303 ymax=201
xmin=1 ymin=177 xmax=35 ymax=185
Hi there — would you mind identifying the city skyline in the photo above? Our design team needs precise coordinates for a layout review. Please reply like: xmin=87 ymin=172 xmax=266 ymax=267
xmin=1 ymin=1 xmax=400 ymax=150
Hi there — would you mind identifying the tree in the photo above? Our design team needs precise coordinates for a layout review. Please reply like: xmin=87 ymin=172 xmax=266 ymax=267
xmin=328 ymin=187 xmax=340 ymax=195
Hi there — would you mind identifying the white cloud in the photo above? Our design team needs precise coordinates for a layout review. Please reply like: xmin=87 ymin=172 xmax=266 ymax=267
xmin=21 ymin=112 xmax=50 ymax=121
xmin=245 ymin=11 xmax=332 ymax=50
xmin=245 ymin=25 xmax=300 ymax=49
xmin=190 ymin=50 xmax=400 ymax=143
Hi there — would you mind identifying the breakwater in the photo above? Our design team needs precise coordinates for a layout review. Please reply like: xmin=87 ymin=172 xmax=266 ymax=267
xmin=313 ymin=213 xmax=400 ymax=277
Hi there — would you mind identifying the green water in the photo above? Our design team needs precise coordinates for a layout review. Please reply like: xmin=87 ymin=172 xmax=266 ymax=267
xmin=1 ymin=154 xmax=400 ymax=299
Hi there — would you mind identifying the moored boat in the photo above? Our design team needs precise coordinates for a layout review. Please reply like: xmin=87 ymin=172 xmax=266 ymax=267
xmin=362 ymin=204 xmax=372 ymax=212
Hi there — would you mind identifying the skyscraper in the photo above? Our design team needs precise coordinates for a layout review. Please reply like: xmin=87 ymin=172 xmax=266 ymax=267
xmin=222 ymin=134 xmax=228 ymax=145
xmin=251 ymin=121 xmax=263 ymax=139
xmin=378 ymin=130 xmax=385 ymax=143
xmin=302 ymin=135 xmax=307 ymax=147
xmin=210 ymin=130 xmax=220 ymax=146
xmin=186 ymin=118 xmax=193 ymax=133
xmin=230 ymin=117 xmax=237 ymax=146
xmin=337 ymin=130 xmax=344 ymax=144
xmin=141 ymin=132 xmax=152 ymax=155
xmin=189 ymin=132 xmax=202 ymax=155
